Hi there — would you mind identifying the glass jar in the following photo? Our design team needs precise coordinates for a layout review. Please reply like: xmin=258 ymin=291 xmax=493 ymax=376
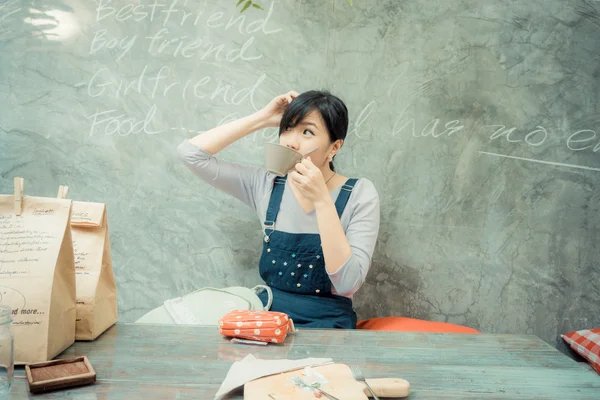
xmin=0 ymin=305 xmax=13 ymax=398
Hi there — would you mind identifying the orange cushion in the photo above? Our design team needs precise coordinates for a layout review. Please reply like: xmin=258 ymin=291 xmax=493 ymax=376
xmin=561 ymin=328 xmax=600 ymax=374
xmin=357 ymin=317 xmax=480 ymax=334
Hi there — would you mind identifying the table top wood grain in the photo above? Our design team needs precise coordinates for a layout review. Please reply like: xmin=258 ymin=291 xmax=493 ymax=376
xmin=9 ymin=323 xmax=600 ymax=399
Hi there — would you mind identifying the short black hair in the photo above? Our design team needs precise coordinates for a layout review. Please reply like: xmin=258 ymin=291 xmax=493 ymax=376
xmin=279 ymin=90 xmax=348 ymax=171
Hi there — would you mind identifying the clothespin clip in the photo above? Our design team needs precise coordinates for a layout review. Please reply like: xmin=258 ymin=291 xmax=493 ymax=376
xmin=57 ymin=185 xmax=69 ymax=199
xmin=14 ymin=177 xmax=24 ymax=216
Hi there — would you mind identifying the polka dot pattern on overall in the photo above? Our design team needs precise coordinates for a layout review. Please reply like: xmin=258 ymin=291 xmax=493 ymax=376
xmin=265 ymin=250 xmax=326 ymax=292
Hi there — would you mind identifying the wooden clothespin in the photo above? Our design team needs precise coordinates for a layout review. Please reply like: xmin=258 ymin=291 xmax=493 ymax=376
xmin=14 ymin=177 xmax=24 ymax=216
xmin=57 ymin=185 xmax=69 ymax=199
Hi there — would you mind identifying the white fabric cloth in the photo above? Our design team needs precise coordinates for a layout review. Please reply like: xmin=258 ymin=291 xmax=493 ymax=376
xmin=135 ymin=286 xmax=272 ymax=325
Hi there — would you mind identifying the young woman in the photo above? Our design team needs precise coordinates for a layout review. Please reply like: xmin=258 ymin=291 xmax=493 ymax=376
xmin=177 ymin=90 xmax=380 ymax=329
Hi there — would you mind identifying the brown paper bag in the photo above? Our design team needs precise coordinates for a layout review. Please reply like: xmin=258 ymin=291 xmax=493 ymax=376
xmin=0 ymin=178 xmax=76 ymax=363
xmin=58 ymin=186 xmax=118 ymax=340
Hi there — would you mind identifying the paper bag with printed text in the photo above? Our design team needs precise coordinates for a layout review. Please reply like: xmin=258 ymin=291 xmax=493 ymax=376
xmin=68 ymin=198 xmax=118 ymax=341
xmin=0 ymin=178 xmax=76 ymax=363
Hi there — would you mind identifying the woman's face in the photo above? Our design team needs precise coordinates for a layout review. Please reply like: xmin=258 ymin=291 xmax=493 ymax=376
xmin=279 ymin=110 xmax=341 ymax=169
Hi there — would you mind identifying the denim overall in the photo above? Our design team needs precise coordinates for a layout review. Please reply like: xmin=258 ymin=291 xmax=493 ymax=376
xmin=257 ymin=175 xmax=359 ymax=329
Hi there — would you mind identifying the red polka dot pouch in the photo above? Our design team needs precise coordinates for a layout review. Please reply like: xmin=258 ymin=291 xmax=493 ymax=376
xmin=218 ymin=310 xmax=295 ymax=344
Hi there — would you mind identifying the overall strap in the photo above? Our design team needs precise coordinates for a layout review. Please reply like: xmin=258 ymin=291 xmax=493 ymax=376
xmin=263 ymin=175 xmax=287 ymax=233
xmin=334 ymin=178 xmax=359 ymax=217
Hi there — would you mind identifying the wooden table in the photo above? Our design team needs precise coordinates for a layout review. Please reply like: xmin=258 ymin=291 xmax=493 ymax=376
xmin=10 ymin=323 xmax=600 ymax=399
